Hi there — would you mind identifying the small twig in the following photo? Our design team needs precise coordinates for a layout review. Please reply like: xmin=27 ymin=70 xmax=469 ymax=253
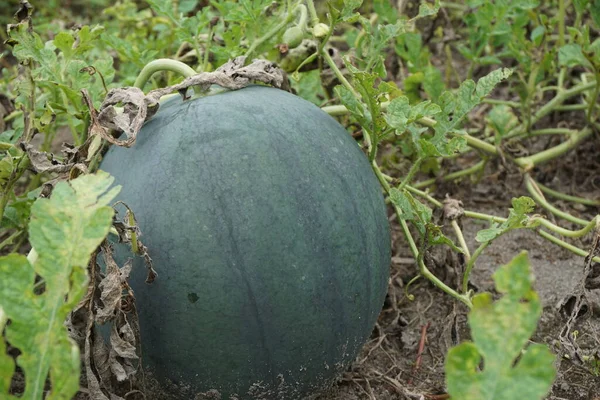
xmin=409 ymin=322 xmax=431 ymax=385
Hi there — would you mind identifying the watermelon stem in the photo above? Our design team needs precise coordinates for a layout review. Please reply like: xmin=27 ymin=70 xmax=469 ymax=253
xmin=134 ymin=59 xmax=201 ymax=95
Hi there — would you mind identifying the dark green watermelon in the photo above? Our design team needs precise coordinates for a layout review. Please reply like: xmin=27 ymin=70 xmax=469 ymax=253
xmin=100 ymin=85 xmax=390 ymax=399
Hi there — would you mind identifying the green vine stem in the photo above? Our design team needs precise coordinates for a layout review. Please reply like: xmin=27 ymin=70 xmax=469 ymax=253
xmin=502 ymin=80 xmax=597 ymax=140
xmin=134 ymin=58 xmax=199 ymax=94
xmin=483 ymin=98 xmax=521 ymax=107
xmin=295 ymin=3 xmax=308 ymax=30
xmin=321 ymin=48 xmax=359 ymax=98
xmin=398 ymin=157 xmax=423 ymax=190
xmin=306 ymin=0 xmax=319 ymax=27
xmin=400 ymin=218 xmax=473 ymax=308
xmin=530 ymin=128 xmax=578 ymax=136
xmin=587 ymin=70 xmax=600 ymax=121
xmin=558 ymin=0 xmax=566 ymax=47
xmin=536 ymin=217 xmax=598 ymax=238
xmin=320 ymin=43 xmax=371 ymax=152
xmin=404 ymin=275 xmax=421 ymax=301
xmin=556 ymin=104 xmax=589 ymax=111
xmin=0 ymin=230 xmax=23 ymax=253
xmin=405 ymin=185 xmax=599 ymax=259
xmin=515 ymin=127 xmax=593 ymax=170
xmin=538 ymin=229 xmax=600 ymax=263
xmin=525 ymin=174 xmax=591 ymax=226
xmin=451 ymin=220 xmax=471 ymax=260
xmin=536 ymin=181 xmax=600 ymax=207
xmin=462 ymin=241 xmax=490 ymax=294
xmin=412 ymin=160 xmax=486 ymax=189
xmin=372 ymin=161 xmax=473 ymax=308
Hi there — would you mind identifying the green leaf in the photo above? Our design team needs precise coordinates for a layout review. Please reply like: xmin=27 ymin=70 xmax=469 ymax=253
xmin=52 ymin=32 xmax=75 ymax=62
xmin=475 ymin=196 xmax=537 ymax=243
xmin=147 ymin=0 xmax=180 ymax=23
xmin=1 ymin=195 xmax=33 ymax=229
xmin=573 ymin=0 xmax=589 ymax=14
xmin=10 ymin=24 xmax=61 ymax=82
xmin=427 ymin=223 xmax=463 ymax=253
xmin=558 ymin=44 xmax=593 ymax=69
xmin=530 ymin=25 xmax=545 ymax=46
xmin=591 ymin=0 xmax=600 ymax=28
xmin=403 ymin=72 xmax=424 ymax=102
xmin=486 ymin=105 xmax=519 ymax=142
xmin=389 ymin=187 xmax=415 ymax=220
xmin=446 ymin=252 xmax=556 ymax=400
xmin=385 ymin=95 xmax=445 ymax=157
xmin=341 ymin=0 xmax=363 ymax=22
xmin=417 ymin=0 xmax=441 ymax=18
xmin=0 ymin=307 xmax=16 ymax=397
xmin=423 ymin=65 xmax=444 ymax=101
xmin=343 ymin=66 xmax=391 ymax=138
xmin=0 ymin=154 xmax=15 ymax=187
xmin=179 ymin=0 xmax=199 ymax=13
xmin=0 ymin=171 xmax=120 ymax=400
xmin=431 ymin=68 xmax=512 ymax=155
xmin=335 ymin=85 xmax=371 ymax=130
xmin=374 ymin=0 xmax=400 ymax=23
xmin=389 ymin=188 xmax=432 ymax=236
xmin=292 ymin=70 xmax=326 ymax=106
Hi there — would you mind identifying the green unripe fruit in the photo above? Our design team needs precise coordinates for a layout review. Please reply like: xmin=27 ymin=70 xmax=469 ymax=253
xmin=283 ymin=26 xmax=304 ymax=48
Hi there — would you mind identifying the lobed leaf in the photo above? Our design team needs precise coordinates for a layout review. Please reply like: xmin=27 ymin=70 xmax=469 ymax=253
xmin=432 ymin=68 xmax=512 ymax=155
xmin=475 ymin=196 xmax=537 ymax=243
xmin=445 ymin=252 xmax=556 ymax=400
xmin=558 ymin=44 xmax=593 ymax=69
xmin=0 ymin=171 xmax=119 ymax=399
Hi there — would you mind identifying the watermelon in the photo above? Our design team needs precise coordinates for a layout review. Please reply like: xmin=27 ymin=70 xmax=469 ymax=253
xmin=99 ymin=85 xmax=390 ymax=399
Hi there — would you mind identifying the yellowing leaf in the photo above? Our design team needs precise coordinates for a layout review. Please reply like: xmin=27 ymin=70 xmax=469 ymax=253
xmin=445 ymin=252 xmax=556 ymax=400
xmin=0 ymin=171 xmax=119 ymax=400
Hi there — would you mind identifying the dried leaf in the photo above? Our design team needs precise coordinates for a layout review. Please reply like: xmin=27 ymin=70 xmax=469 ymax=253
xmin=85 ymin=57 xmax=290 ymax=148
xmin=443 ymin=197 xmax=465 ymax=220
xmin=21 ymin=143 xmax=71 ymax=173
xmin=96 ymin=248 xmax=126 ymax=324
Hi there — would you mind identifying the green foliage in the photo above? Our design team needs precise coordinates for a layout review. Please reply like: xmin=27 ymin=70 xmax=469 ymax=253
xmin=390 ymin=187 xmax=432 ymax=234
xmin=0 ymin=308 xmax=14 ymax=395
xmin=433 ymin=68 xmax=512 ymax=138
xmin=458 ymin=0 xmax=541 ymax=69
xmin=8 ymin=21 xmax=115 ymax=144
xmin=383 ymin=68 xmax=511 ymax=159
xmin=0 ymin=172 xmax=119 ymax=399
xmin=445 ymin=252 xmax=556 ymax=400
xmin=558 ymin=26 xmax=600 ymax=72
xmin=347 ymin=0 xmax=440 ymax=76
xmin=486 ymin=105 xmax=519 ymax=143
xmin=475 ymin=197 xmax=538 ymax=243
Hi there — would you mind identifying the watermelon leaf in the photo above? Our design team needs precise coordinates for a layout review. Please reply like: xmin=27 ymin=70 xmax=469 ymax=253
xmin=445 ymin=251 xmax=556 ymax=400
xmin=0 ymin=171 xmax=119 ymax=399
xmin=475 ymin=196 xmax=538 ymax=243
